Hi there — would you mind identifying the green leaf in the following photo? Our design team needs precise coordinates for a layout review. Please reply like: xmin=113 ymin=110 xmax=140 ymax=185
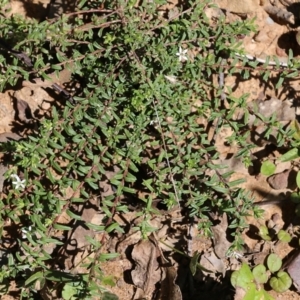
xmin=269 ymin=271 xmax=292 ymax=293
xmin=277 ymin=230 xmax=292 ymax=243
xmin=62 ymin=284 xmax=77 ymax=300
xmin=297 ymin=171 xmax=300 ymax=189
xmin=40 ymin=237 xmax=64 ymax=245
xmin=275 ymin=76 xmax=284 ymax=89
xmin=102 ymin=292 xmax=119 ymax=300
xmin=259 ymin=225 xmax=271 ymax=241
xmin=46 ymin=168 xmax=56 ymax=184
xmin=252 ymin=264 xmax=268 ymax=284
xmin=267 ymin=253 xmax=282 ymax=273
xmin=86 ymin=222 xmax=105 ymax=231
xmin=260 ymin=161 xmax=276 ymax=176
xmin=66 ymin=209 xmax=82 ymax=221
xmin=279 ymin=148 xmax=300 ymax=162
xmin=102 ymin=275 xmax=116 ymax=287
xmin=291 ymin=193 xmax=300 ymax=203
xmin=51 ymin=160 xmax=63 ymax=173
xmin=235 ymin=263 xmax=254 ymax=289
xmin=53 ymin=224 xmax=72 ymax=231
xmin=290 ymin=120 xmax=300 ymax=140
xmin=254 ymin=289 xmax=275 ymax=300
xmin=32 ymin=214 xmax=47 ymax=231
xmin=296 ymin=204 xmax=300 ymax=217
xmin=25 ymin=271 xmax=44 ymax=287
xmin=243 ymin=282 xmax=256 ymax=300
xmin=189 ymin=251 xmax=200 ymax=276
xmin=231 ymin=270 xmax=239 ymax=288
xmin=44 ymin=270 xmax=81 ymax=282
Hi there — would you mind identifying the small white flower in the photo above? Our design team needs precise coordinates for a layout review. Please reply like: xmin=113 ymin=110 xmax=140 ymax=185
xmin=176 ymin=46 xmax=188 ymax=62
xmin=21 ymin=226 xmax=32 ymax=239
xmin=11 ymin=174 xmax=26 ymax=190
xmin=150 ymin=119 xmax=158 ymax=126
xmin=227 ymin=251 xmax=243 ymax=260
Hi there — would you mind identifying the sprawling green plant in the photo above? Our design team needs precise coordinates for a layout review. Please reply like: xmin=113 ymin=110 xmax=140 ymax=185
xmin=0 ymin=0 xmax=299 ymax=298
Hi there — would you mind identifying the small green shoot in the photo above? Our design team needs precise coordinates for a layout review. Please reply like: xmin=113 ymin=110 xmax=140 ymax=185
xmin=259 ymin=225 xmax=272 ymax=241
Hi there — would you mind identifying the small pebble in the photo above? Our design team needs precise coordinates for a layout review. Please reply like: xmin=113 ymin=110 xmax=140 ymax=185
xmin=266 ymin=17 xmax=274 ymax=25
xmin=254 ymin=31 xmax=269 ymax=43
xmin=41 ymin=101 xmax=51 ymax=110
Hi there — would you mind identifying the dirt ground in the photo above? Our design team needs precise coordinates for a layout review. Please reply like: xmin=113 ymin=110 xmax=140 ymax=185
xmin=2 ymin=0 xmax=300 ymax=299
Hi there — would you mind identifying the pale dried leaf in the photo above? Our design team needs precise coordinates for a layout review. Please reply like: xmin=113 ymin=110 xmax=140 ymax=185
xmin=249 ymin=98 xmax=295 ymax=126
xmin=201 ymin=251 xmax=225 ymax=276
xmin=66 ymin=225 xmax=94 ymax=251
xmin=149 ymin=233 xmax=182 ymax=300
xmin=168 ymin=7 xmax=179 ymax=19
xmin=211 ymin=213 xmax=231 ymax=259
xmin=66 ymin=198 xmax=97 ymax=252
xmin=131 ymin=239 xmax=162 ymax=297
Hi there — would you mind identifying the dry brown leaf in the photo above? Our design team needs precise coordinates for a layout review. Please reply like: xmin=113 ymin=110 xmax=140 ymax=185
xmin=66 ymin=225 xmax=95 ymax=252
xmin=159 ymin=264 xmax=182 ymax=300
xmin=15 ymin=98 xmax=33 ymax=123
xmin=211 ymin=213 xmax=231 ymax=259
xmin=200 ymin=250 xmax=225 ymax=276
xmin=66 ymin=198 xmax=98 ymax=252
xmin=264 ymin=5 xmax=295 ymax=24
xmin=213 ymin=156 xmax=250 ymax=175
xmin=0 ymin=164 xmax=8 ymax=192
xmin=249 ymin=98 xmax=295 ymax=125
xmin=286 ymin=250 xmax=300 ymax=292
xmin=131 ymin=239 xmax=162 ymax=298
xmin=149 ymin=233 xmax=182 ymax=300
xmin=0 ymin=132 xmax=22 ymax=142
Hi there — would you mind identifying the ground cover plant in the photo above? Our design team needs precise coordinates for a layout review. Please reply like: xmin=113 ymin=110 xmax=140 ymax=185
xmin=0 ymin=0 xmax=300 ymax=299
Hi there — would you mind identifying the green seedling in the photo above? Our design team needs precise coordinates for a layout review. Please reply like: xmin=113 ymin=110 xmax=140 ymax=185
xmin=259 ymin=225 xmax=292 ymax=243
xmin=277 ymin=230 xmax=292 ymax=243
xmin=231 ymin=253 xmax=292 ymax=299
xmin=259 ymin=225 xmax=272 ymax=241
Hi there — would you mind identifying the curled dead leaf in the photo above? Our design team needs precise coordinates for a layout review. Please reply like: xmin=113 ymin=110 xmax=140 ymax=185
xmin=131 ymin=239 xmax=162 ymax=298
